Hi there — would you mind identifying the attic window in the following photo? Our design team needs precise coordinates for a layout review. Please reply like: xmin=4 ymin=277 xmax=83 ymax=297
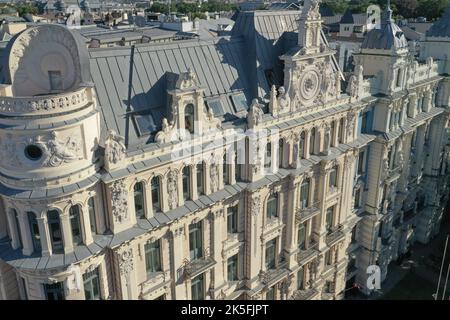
xmin=133 ymin=113 xmax=157 ymax=137
xmin=206 ymin=99 xmax=224 ymax=117
xmin=395 ymin=31 xmax=404 ymax=39
xmin=230 ymin=93 xmax=248 ymax=113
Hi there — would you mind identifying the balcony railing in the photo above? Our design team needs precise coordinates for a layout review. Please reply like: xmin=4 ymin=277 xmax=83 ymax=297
xmin=180 ymin=247 xmax=215 ymax=279
xmin=326 ymin=225 xmax=345 ymax=246
xmin=296 ymin=201 xmax=320 ymax=223
xmin=259 ymin=262 xmax=289 ymax=287
xmin=291 ymin=288 xmax=319 ymax=300
xmin=296 ymin=242 xmax=319 ymax=265
xmin=0 ymin=86 xmax=91 ymax=115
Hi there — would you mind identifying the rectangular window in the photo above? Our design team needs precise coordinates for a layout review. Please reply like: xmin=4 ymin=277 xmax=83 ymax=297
xmin=300 ymin=180 xmax=310 ymax=209
xmin=329 ymin=168 xmax=338 ymax=189
xmin=227 ymin=205 xmax=238 ymax=234
xmin=266 ymin=195 xmax=278 ymax=219
xmin=83 ymin=268 xmax=101 ymax=300
xmin=44 ymin=282 xmax=64 ymax=300
xmin=325 ymin=250 xmax=333 ymax=266
xmin=265 ymin=142 xmax=272 ymax=168
xmin=223 ymin=155 xmax=229 ymax=185
xmin=227 ymin=254 xmax=239 ymax=282
xmin=266 ymin=287 xmax=275 ymax=300
xmin=189 ymin=221 xmax=203 ymax=260
xmin=326 ymin=206 xmax=334 ymax=234
xmin=297 ymin=267 xmax=304 ymax=290
xmin=354 ymin=188 xmax=361 ymax=209
xmin=151 ymin=177 xmax=161 ymax=213
xmin=191 ymin=273 xmax=204 ymax=300
xmin=48 ymin=70 xmax=63 ymax=91
xmin=87 ymin=198 xmax=97 ymax=234
xmin=197 ymin=164 xmax=204 ymax=196
xmin=357 ymin=151 xmax=365 ymax=175
xmin=265 ymin=238 xmax=277 ymax=270
xmin=182 ymin=167 xmax=190 ymax=201
xmin=145 ymin=240 xmax=162 ymax=276
xmin=297 ymin=222 xmax=307 ymax=250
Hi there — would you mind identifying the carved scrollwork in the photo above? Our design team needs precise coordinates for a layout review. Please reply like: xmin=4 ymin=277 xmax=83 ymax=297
xmin=104 ymin=129 xmax=126 ymax=169
xmin=111 ymin=179 xmax=128 ymax=223
xmin=119 ymin=249 xmax=134 ymax=278
xmin=167 ymin=170 xmax=179 ymax=210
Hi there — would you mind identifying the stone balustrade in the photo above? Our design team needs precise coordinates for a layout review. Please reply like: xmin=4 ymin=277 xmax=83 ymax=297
xmin=0 ymin=86 xmax=92 ymax=115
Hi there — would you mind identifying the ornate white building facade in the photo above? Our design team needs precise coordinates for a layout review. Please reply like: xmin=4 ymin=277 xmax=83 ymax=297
xmin=1 ymin=1 xmax=450 ymax=300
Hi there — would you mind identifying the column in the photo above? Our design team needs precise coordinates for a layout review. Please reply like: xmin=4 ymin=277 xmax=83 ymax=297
xmin=171 ymin=226 xmax=187 ymax=299
xmin=37 ymin=215 xmax=52 ymax=256
xmin=286 ymin=179 xmax=300 ymax=268
xmin=145 ymin=182 xmax=154 ymax=219
xmin=204 ymin=163 xmax=211 ymax=195
xmin=246 ymin=193 xmax=263 ymax=290
xmin=177 ymin=170 xmax=184 ymax=206
xmin=304 ymin=130 xmax=311 ymax=160
xmin=218 ymin=161 xmax=224 ymax=190
xmin=17 ymin=213 xmax=34 ymax=256
xmin=161 ymin=178 xmax=170 ymax=212
xmin=191 ymin=165 xmax=198 ymax=200
xmin=81 ymin=206 xmax=93 ymax=246
xmin=60 ymin=213 xmax=74 ymax=254
xmin=316 ymin=167 xmax=328 ymax=251
xmin=5 ymin=211 xmax=20 ymax=250
xmin=211 ymin=209 xmax=225 ymax=295
xmin=424 ymin=91 xmax=433 ymax=113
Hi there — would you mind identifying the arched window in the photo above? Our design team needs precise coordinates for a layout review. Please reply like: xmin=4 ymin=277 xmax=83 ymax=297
xmin=266 ymin=194 xmax=278 ymax=220
xmin=197 ymin=163 xmax=204 ymax=196
xmin=223 ymin=154 xmax=229 ymax=185
xmin=87 ymin=197 xmax=97 ymax=234
xmin=47 ymin=210 xmax=63 ymax=254
xmin=329 ymin=166 xmax=338 ymax=189
xmin=338 ymin=118 xmax=344 ymax=144
xmin=69 ymin=205 xmax=82 ymax=246
xmin=28 ymin=212 xmax=41 ymax=252
xmin=300 ymin=179 xmax=311 ymax=209
xmin=234 ymin=151 xmax=241 ymax=182
xmin=134 ymin=182 xmax=145 ymax=218
xmin=264 ymin=142 xmax=272 ymax=168
xmin=182 ymin=166 xmax=191 ymax=201
xmin=185 ymin=104 xmax=195 ymax=134
xmin=299 ymin=131 xmax=305 ymax=159
xmin=10 ymin=209 xmax=22 ymax=248
xmin=309 ymin=128 xmax=316 ymax=155
xmin=278 ymin=139 xmax=284 ymax=168
xmin=330 ymin=121 xmax=335 ymax=147
xmin=151 ymin=177 xmax=161 ymax=213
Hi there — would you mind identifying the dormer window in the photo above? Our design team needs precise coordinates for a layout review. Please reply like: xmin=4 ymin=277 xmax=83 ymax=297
xmin=48 ymin=70 xmax=63 ymax=91
xmin=185 ymin=104 xmax=195 ymax=134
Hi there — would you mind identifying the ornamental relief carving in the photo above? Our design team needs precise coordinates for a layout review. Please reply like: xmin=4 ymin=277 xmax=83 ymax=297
xmin=250 ymin=195 xmax=261 ymax=217
xmin=104 ymin=129 xmax=126 ymax=170
xmin=119 ymin=249 xmax=134 ymax=277
xmin=0 ymin=131 xmax=83 ymax=168
xmin=111 ymin=179 xmax=128 ymax=223
xmin=167 ymin=170 xmax=179 ymax=210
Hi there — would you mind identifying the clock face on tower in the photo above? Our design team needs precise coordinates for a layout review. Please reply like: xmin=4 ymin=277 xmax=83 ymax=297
xmin=299 ymin=68 xmax=321 ymax=102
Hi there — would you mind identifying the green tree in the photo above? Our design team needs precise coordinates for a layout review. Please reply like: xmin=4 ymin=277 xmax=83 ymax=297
xmin=15 ymin=3 xmax=38 ymax=17
xmin=417 ymin=0 xmax=449 ymax=20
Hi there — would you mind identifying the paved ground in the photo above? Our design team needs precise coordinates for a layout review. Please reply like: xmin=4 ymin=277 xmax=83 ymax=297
xmin=344 ymin=208 xmax=450 ymax=300
xmin=374 ymin=214 xmax=450 ymax=300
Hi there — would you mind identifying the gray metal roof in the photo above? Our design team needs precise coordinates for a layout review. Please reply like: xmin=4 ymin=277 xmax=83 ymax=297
xmin=340 ymin=10 xmax=354 ymax=24
xmin=231 ymin=10 xmax=300 ymax=98
xmin=361 ymin=8 xmax=408 ymax=51
xmin=426 ymin=3 xmax=450 ymax=38
xmin=89 ymin=35 xmax=253 ymax=148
